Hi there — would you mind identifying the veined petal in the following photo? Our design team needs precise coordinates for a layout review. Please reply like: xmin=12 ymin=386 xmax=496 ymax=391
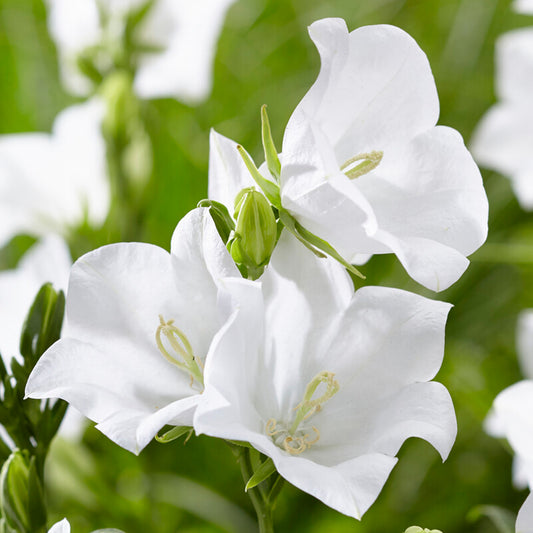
xmin=284 ymin=20 xmax=439 ymax=165
xmin=208 ymin=130 xmax=256 ymax=210
xmin=28 ymin=211 xmax=235 ymax=453
xmin=517 ymin=493 xmax=533 ymax=533
xmin=134 ymin=0 xmax=236 ymax=103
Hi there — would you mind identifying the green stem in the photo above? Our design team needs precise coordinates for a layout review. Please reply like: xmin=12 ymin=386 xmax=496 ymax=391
xmin=232 ymin=446 xmax=275 ymax=533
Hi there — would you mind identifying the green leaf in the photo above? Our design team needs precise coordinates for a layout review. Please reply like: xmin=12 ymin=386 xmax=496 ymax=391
xmin=236 ymin=146 xmax=281 ymax=208
xmin=155 ymin=426 xmax=193 ymax=444
xmin=468 ymin=505 xmax=515 ymax=533
xmin=197 ymin=199 xmax=236 ymax=244
xmin=27 ymin=458 xmax=46 ymax=532
xmin=261 ymin=105 xmax=281 ymax=182
xmin=19 ymin=284 xmax=65 ymax=366
xmin=227 ymin=440 xmax=253 ymax=449
xmin=245 ymin=457 xmax=276 ymax=491
xmin=280 ymin=209 xmax=365 ymax=279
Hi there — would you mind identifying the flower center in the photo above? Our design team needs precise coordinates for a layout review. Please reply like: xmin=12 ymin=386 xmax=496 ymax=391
xmin=155 ymin=315 xmax=204 ymax=389
xmin=341 ymin=150 xmax=383 ymax=179
xmin=266 ymin=371 xmax=339 ymax=455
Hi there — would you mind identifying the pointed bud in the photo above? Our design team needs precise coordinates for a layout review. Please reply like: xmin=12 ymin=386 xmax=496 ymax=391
xmin=230 ymin=189 xmax=277 ymax=279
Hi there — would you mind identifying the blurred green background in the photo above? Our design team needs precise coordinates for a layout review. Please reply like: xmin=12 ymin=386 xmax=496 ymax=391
xmin=1 ymin=0 xmax=533 ymax=531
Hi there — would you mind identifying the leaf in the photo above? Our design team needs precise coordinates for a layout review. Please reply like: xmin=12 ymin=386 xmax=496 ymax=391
xmin=155 ymin=426 xmax=193 ymax=444
xmin=236 ymin=146 xmax=281 ymax=208
xmin=468 ymin=504 xmax=515 ymax=533
xmin=245 ymin=457 xmax=276 ymax=491
xmin=261 ymin=105 xmax=281 ymax=182
xmin=27 ymin=458 xmax=46 ymax=532
xmin=198 ymin=199 xmax=236 ymax=244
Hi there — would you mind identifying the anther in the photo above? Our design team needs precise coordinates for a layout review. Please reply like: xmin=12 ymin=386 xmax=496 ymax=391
xmin=341 ymin=150 xmax=383 ymax=179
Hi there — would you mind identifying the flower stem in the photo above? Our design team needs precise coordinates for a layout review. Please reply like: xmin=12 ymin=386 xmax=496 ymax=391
xmin=231 ymin=445 xmax=277 ymax=533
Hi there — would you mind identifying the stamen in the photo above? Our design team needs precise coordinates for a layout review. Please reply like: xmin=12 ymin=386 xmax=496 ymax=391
xmin=266 ymin=371 xmax=339 ymax=456
xmin=155 ymin=315 xmax=204 ymax=388
xmin=341 ymin=150 xmax=383 ymax=179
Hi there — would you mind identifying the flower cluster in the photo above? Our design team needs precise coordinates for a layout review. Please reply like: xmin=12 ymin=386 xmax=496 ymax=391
xmin=25 ymin=18 xmax=489 ymax=525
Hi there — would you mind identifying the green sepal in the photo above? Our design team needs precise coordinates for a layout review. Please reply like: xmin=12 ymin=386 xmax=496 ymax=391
xmin=236 ymin=146 xmax=281 ymax=208
xmin=27 ymin=458 xmax=46 ymax=532
xmin=227 ymin=440 xmax=253 ymax=449
xmin=19 ymin=283 xmax=65 ymax=366
xmin=278 ymin=210 xmax=326 ymax=259
xmin=155 ymin=426 xmax=193 ymax=444
xmin=197 ymin=199 xmax=236 ymax=244
xmin=261 ymin=105 xmax=281 ymax=182
xmin=468 ymin=504 xmax=515 ymax=533
xmin=279 ymin=209 xmax=365 ymax=279
xmin=245 ymin=457 xmax=276 ymax=491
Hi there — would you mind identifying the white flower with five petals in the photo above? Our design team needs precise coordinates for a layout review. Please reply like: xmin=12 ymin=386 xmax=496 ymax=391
xmin=26 ymin=208 xmax=240 ymax=454
xmin=209 ymin=19 xmax=488 ymax=292
xmin=46 ymin=0 xmax=236 ymax=103
xmin=195 ymin=233 xmax=457 ymax=519
xmin=0 ymin=99 xmax=109 ymax=247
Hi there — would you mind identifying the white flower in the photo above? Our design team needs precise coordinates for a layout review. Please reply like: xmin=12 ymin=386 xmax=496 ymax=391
xmin=518 ymin=492 xmax=533 ymax=533
xmin=26 ymin=208 xmax=240 ymax=454
xmin=48 ymin=519 xmax=70 ymax=533
xmin=485 ymin=310 xmax=533 ymax=489
xmin=195 ymin=233 xmax=456 ymax=519
xmin=471 ymin=28 xmax=533 ymax=209
xmin=0 ymin=99 xmax=109 ymax=247
xmin=46 ymin=0 xmax=236 ymax=103
xmin=48 ymin=518 xmax=124 ymax=533
xmin=209 ymin=19 xmax=488 ymax=292
xmin=0 ymin=235 xmax=71 ymax=364
xmin=514 ymin=0 xmax=533 ymax=14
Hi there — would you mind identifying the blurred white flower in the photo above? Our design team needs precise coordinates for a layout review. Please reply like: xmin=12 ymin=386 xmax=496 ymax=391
xmin=471 ymin=28 xmax=533 ymax=209
xmin=209 ymin=19 xmax=488 ymax=292
xmin=518 ymin=492 xmax=533 ymax=533
xmin=0 ymin=235 xmax=71 ymax=364
xmin=26 ymin=208 xmax=240 ymax=454
xmin=46 ymin=0 xmax=236 ymax=104
xmin=195 ymin=233 xmax=456 ymax=519
xmin=48 ymin=519 xmax=70 ymax=533
xmin=0 ymin=99 xmax=109 ymax=247
xmin=514 ymin=0 xmax=533 ymax=14
xmin=485 ymin=310 xmax=533 ymax=490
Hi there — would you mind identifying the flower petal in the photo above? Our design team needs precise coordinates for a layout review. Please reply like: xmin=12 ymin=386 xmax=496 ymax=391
xmin=207 ymin=130 xmax=255 ymax=209
xmin=517 ymin=493 xmax=533 ymax=533
xmin=284 ymin=20 xmax=439 ymax=165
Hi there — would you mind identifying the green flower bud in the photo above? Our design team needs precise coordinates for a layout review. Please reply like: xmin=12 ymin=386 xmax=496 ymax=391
xmin=0 ymin=451 xmax=30 ymax=532
xmin=0 ymin=451 xmax=46 ymax=533
xmin=230 ymin=188 xmax=277 ymax=279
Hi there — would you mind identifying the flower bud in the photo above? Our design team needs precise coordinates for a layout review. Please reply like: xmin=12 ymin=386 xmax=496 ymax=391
xmin=0 ymin=450 xmax=46 ymax=533
xmin=230 ymin=188 xmax=277 ymax=279
xmin=0 ymin=451 xmax=30 ymax=532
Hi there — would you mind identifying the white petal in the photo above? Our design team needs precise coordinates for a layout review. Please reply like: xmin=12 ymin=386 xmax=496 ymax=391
xmin=0 ymin=235 xmax=71 ymax=362
xmin=27 ymin=238 xmax=221 ymax=453
xmin=517 ymin=493 xmax=533 ymax=533
xmin=275 ymin=452 xmax=397 ymax=520
xmin=496 ymin=29 xmax=533 ymax=103
xmin=487 ymin=381 xmax=533 ymax=465
xmin=518 ymin=310 xmax=533 ymax=380
xmin=207 ymin=130 xmax=255 ymax=209
xmin=284 ymin=20 xmax=439 ymax=164
xmin=134 ymin=0 xmax=236 ymax=103
xmin=48 ymin=519 xmax=71 ymax=533
xmin=0 ymin=99 xmax=109 ymax=243
xmin=515 ymin=0 xmax=533 ymax=13
xmin=471 ymin=104 xmax=533 ymax=180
